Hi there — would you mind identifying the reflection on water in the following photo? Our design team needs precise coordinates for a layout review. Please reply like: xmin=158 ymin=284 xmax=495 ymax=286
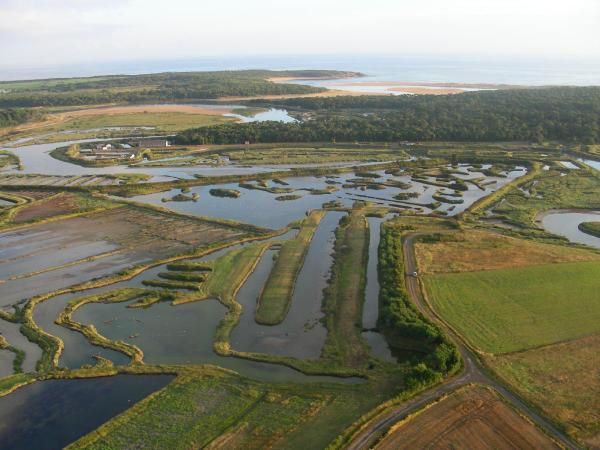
xmin=232 ymin=212 xmax=344 ymax=359
xmin=225 ymin=108 xmax=296 ymax=123
xmin=361 ymin=216 xmax=395 ymax=362
xmin=0 ymin=318 xmax=43 ymax=373
xmin=0 ymin=375 xmax=173 ymax=450
xmin=33 ymin=236 xmax=358 ymax=383
xmin=540 ymin=211 xmax=600 ymax=249
xmin=132 ymin=166 xmax=525 ymax=228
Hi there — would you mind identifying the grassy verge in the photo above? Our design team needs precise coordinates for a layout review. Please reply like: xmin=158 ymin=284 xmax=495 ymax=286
xmin=0 ymin=373 xmax=37 ymax=397
xmin=321 ymin=209 xmax=371 ymax=368
xmin=579 ymin=221 xmax=600 ymax=238
xmin=255 ymin=210 xmax=325 ymax=325
xmin=0 ymin=150 xmax=21 ymax=170
xmin=56 ymin=289 xmax=155 ymax=364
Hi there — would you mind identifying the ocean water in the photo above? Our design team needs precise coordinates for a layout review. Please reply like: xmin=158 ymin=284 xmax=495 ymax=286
xmin=2 ymin=55 xmax=600 ymax=85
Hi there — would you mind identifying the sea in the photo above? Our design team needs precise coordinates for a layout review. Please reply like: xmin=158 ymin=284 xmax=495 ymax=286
xmin=1 ymin=54 xmax=600 ymax=85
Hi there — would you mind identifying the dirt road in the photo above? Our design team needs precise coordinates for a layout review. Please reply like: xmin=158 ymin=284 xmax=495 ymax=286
xmin=345 ymin=233 xmax=579 ymax=450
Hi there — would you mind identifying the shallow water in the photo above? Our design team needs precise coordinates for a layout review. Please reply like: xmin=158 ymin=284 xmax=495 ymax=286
xmin=0 ymin=349 xmax=14 ymax=377
xmin=33 ymin=237 xmax=358 ymax=383
xmin=579 ymin=158 xmax=600 ymax=171
xmin=361 ymin=217 xmax=395 ymax=362
xmin=33 ymin=291 xmax=131 ymax=368
xmin=0 ymin=318 xmax=43 ymax=373
xmin=224 ymin=108 xmax=296 ymax=123
xmin=540 ymin=211 xmax=600 ymax=249
xmin=231 ymin=212 xmax=343 ymax=359
xmin=0 ymin=375 xmax=174 ymax=450
xmin=1 ymin=138 xmax=281 ymax=178
xmin=132 ymin=166 xmax=524 ymax=228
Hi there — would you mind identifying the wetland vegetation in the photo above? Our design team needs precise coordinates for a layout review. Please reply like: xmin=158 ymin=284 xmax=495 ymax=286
xmin=0 ymin=70 xmax=599 ymax=449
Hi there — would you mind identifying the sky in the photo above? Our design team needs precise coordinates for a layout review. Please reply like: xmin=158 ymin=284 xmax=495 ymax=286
xmin=1 ymin=0 xmax=599 ymax=69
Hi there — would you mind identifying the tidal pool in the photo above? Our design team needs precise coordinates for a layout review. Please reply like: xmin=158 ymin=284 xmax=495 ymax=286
xmin=0 ymin=375 xmax=173 ymax=450
xmin=539 ymin=210 xmax=600 ymax=249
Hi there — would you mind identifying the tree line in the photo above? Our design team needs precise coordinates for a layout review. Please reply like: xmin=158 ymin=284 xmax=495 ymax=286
xmin=175 ymin=87 xmax=600 ymax=144
xmin=377 ymin=224 xmax=460 ymax=374
xmin=0 ymin=109 xmax=44 ymax=128
xmin=0 ymin=70 xmax=358 ymax=108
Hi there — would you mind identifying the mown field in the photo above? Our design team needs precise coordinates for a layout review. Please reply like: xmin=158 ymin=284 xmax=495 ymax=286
xmin=424 ymin=261 xmax=600 ymax=353
xmin=375 ymin=385 xmax=559 ymax=450
xmin=487 ymin=334 xmax=600 ymax=448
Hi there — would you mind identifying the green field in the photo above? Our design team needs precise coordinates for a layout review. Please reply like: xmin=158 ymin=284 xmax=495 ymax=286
xmin=424 ymin=261 xmax=600 ymax=353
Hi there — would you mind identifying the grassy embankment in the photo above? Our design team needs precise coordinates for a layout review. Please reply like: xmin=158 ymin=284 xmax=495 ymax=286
xmin=55 ymin=289 xmax=163 ymax=364
xmin=377 ymin=217 xmax=460 ymax=371
xmin=254 ymin=210 xmax=325 ymax=325
xmin=320 ymin=209 xmax=371 ymax=369
xmin=12 ymin=200 xmax=271 ymax=373
xmin=62 ymin=210 xmax=462 ymax=450
xmin=0 ymin=150 xmax=21 ymax=170
xmin=0 ymin=192 xmax=118 ymax=230
xmin=579 ymin=221 xmax=600 ymax=238
xmin=0 ymin=335 xmax=25 ymax=373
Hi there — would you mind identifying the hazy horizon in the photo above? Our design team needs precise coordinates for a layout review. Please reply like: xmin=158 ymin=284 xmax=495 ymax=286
xmin=1 ymin=0 xmax=599 ymax=76
xmin=2 ymin=54 xmax=600 ymax=86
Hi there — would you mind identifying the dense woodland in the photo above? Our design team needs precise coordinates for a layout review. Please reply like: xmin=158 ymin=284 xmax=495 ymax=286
xmin=377 ymin=224 xmax=459 ymax=375
xmin=0 ymin=108 xmax=44 ymax=128
xmin=0 ymin=70 xmax=357 ymax=107
xmin=176 ymin=87 xmax=600 ymax=144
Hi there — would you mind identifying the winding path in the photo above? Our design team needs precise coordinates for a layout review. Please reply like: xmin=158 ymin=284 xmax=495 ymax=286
xmin=345 ymin=233 xmax=579 ymax=450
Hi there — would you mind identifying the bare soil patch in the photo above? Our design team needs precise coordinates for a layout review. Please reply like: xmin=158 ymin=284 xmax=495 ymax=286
xmin=376 ymin=385 xmax=559 ymax=450
xmin=13 ymin=193 xmax=81 ymax=223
